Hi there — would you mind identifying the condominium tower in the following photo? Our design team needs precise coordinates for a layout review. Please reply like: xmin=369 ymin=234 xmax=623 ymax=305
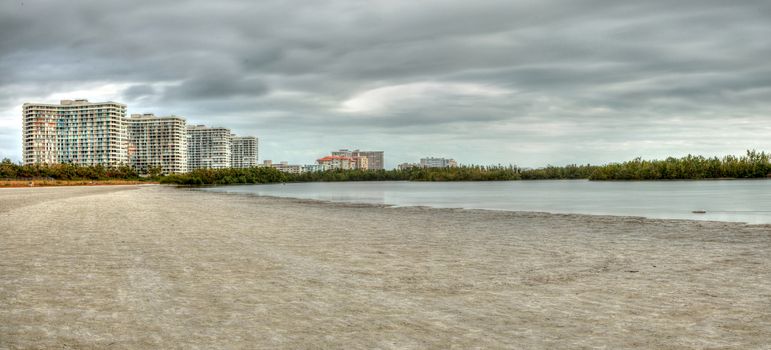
xmin=331 ymin=149 xmax=384 ymax=170
xmin=187 ymin=125 xmax=232 ymax=170
xmin=231 ymin=136 xmax=258 ymax=168
xmin=22 ymin=99 xmax=128 ymax=166
xmin=127 ymin=114 xmax=188 ymax=174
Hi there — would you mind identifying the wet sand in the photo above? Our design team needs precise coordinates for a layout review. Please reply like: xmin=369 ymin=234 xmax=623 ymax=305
xmin=0 ymin=185 xmax=769 ymax=349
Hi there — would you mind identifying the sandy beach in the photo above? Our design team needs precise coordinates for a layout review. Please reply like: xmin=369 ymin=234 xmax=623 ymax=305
xmin=0 ymin=185 xmax=769 ymax=349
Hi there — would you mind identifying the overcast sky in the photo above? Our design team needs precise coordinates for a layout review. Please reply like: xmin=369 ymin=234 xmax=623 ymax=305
xmin=2 ymin=0 xmax=770 ymax=168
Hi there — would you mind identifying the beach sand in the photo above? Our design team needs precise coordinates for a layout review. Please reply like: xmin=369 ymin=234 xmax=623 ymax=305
xmin=0 ymin=185 xmax=769 ymax=349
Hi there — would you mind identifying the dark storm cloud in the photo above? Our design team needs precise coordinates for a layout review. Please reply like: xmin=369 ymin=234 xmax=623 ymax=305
xmin=1 ymin=0 xmax=771 ymax=166
xmin=164 ymin=75 xmax=270 ymax=101
xmin=122 ymin=84 xmax=156 ymax=101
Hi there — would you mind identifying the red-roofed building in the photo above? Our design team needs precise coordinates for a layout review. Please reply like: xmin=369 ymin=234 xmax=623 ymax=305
xmin=316 ymin=155 xmax=368 ymax=170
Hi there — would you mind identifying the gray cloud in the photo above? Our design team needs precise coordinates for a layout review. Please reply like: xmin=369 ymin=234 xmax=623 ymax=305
xmin=1 ymin=0 xmax=771 ymax=167
xmin=164 ymin=75 xmax=270 ymax=101
xmin=123 ymin=84 xmax=156 ymax=101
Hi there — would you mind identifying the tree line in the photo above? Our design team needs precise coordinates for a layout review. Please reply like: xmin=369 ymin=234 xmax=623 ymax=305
xmin=0 ymin=158 xmax=139 ymax=180
xmin=291 ymin=165 xmax=523 ymax=182
xmin=157 ymin=166 xmax=522 ymax=185
xmin=159 ymin=167 xmax=290 ymax=185
xmin=588 ymin=150 xmax=771 ymax=180
xmin=3 ymin=150 xmax=770 ymax=184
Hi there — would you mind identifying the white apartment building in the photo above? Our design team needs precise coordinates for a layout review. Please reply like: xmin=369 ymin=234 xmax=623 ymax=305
xmin=231 ymin=136 xmax=258 ymax=168
xmin=127 ymin=114 xmax=188 ymax=175
xmin=302 ymin=164 xmax=329 ymax=172
xmin=22 ymin=99 xmax=128 ymax=166
xmin=187 ymin=125 xmax=232 ymax=170
xmin=420 ymin=157 xmax=458 ymax=168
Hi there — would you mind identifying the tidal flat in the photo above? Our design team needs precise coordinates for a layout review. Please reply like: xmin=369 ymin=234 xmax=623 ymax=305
xmin=0 ymin=185 xmax=769 ymax=349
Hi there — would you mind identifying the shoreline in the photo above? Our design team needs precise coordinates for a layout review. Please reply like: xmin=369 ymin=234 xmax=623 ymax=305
xmin=0 ymin=180 xmax=156 ymax=188
xmin=191 ymin=185 xmax=771 ymax=226
xmin=4 ymin=182 xmax=768 ymax=225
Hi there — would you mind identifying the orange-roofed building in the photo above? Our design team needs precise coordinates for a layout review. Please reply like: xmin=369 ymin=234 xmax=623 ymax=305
xmin=317 ymin=155 xmax=359 ymax=170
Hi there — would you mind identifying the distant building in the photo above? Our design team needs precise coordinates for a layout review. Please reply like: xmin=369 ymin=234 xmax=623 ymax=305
xmin=331 ymin=149 xmax=354 ymax=157
xmin=263 ymin=160 xmax=303 ymax=174
xmin=331 ymin=149 xmax=384 ymax=170
xmin=187 ymin=125 xmax=232 ymax=170
xmin=352 ymin=155 xmax=369 ymax=170
xmin=231 ymin=136 xmax=258 ymax=168
xmin=397 ymin=163 xmax=419 ymax=170
xmin=20 ymin=99 xmax=263 ymax=173
xmin=317 ymin=155 xmax=355 ymax=170
xmin=420 ymin=157 xmax=458 ymax=168
xmin=127 ymin=113 xmax=188 ymax=175
xmin=275 ymin=163 xmax=302 ymax=174
xmin=302 ymin=164 xmax=329 ymax=172
xmin=22 ymin=99 xmax=128 ymax=166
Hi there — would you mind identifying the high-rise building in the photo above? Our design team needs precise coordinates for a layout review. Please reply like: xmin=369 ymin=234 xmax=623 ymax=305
xmin=231 ymin=136 xmax=258 ymax=168
xmin=331 ymin=149 xmax=384 ymax=170
xmin=22 ymin=99 xmax=128 ymax=166
xmin=126 ymin=113 xmax=188 ymax=175
xmin=420 ymin=157 xmax=458 ymax=168
xmin=187 ymin=125 xmax=232 ymax=171
xmin=355 ymin=150 xmax=383 ymax=170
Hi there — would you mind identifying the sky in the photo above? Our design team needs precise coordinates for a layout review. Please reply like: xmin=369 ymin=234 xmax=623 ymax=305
xmin=1 ymin=0 xmax=770 ymax=168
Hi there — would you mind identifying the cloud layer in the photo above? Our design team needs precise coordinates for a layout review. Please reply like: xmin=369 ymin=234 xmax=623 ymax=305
xmin=2 ymin=0 xmax=771 ymax=167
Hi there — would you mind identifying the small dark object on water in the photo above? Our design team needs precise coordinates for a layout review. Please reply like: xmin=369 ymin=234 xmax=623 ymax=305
xmin=627 ymin=270 xmax=639 ymax=273
xmin=692 ymin=210 xmax=707 ymax=214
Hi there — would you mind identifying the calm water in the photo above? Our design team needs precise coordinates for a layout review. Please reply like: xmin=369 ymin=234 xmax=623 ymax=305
xmin=201 ymin=180 xmax=771 ymax=224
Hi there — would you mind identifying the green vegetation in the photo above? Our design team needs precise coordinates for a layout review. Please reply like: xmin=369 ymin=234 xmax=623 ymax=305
xmin=158 ymin=165 xmax=521 ymax=185
xmin=292 ymin=166 xmax=521 ymax=182
xmin=154 ymin=164 xmax=598 ymax=185
xmin=0 ymin=158 xmax=140 ymax=180
xmin=157 ymin=150 xmax=770 ymax=185
xmin=159 ymin=167 xmax=290 ymax=185
xmin=589 ymin=151 xmax=771 ymax=180
xmin=3 ymin=150 xmax=770 ymax=186
xmin=519 ymin=164 xmax=598 ymax=180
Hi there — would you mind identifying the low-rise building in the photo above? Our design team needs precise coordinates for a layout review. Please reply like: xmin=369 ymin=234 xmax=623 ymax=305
xmin=331 ymin=149 xmax=384 ymax=170
xmin=303 ymin=164 xmax=329 ymax=172
xmin=317 ymin=155 xmax=355 ymax=170
xmin=420 ymin=157 xmax=458 ymax=168
xmin=397 ymin=162 xmax=419 ymax=170
xmin=352 ymin=155 xmax=369 ymax=170
xmin=263 ymin=160 xmax=303 ymax=174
